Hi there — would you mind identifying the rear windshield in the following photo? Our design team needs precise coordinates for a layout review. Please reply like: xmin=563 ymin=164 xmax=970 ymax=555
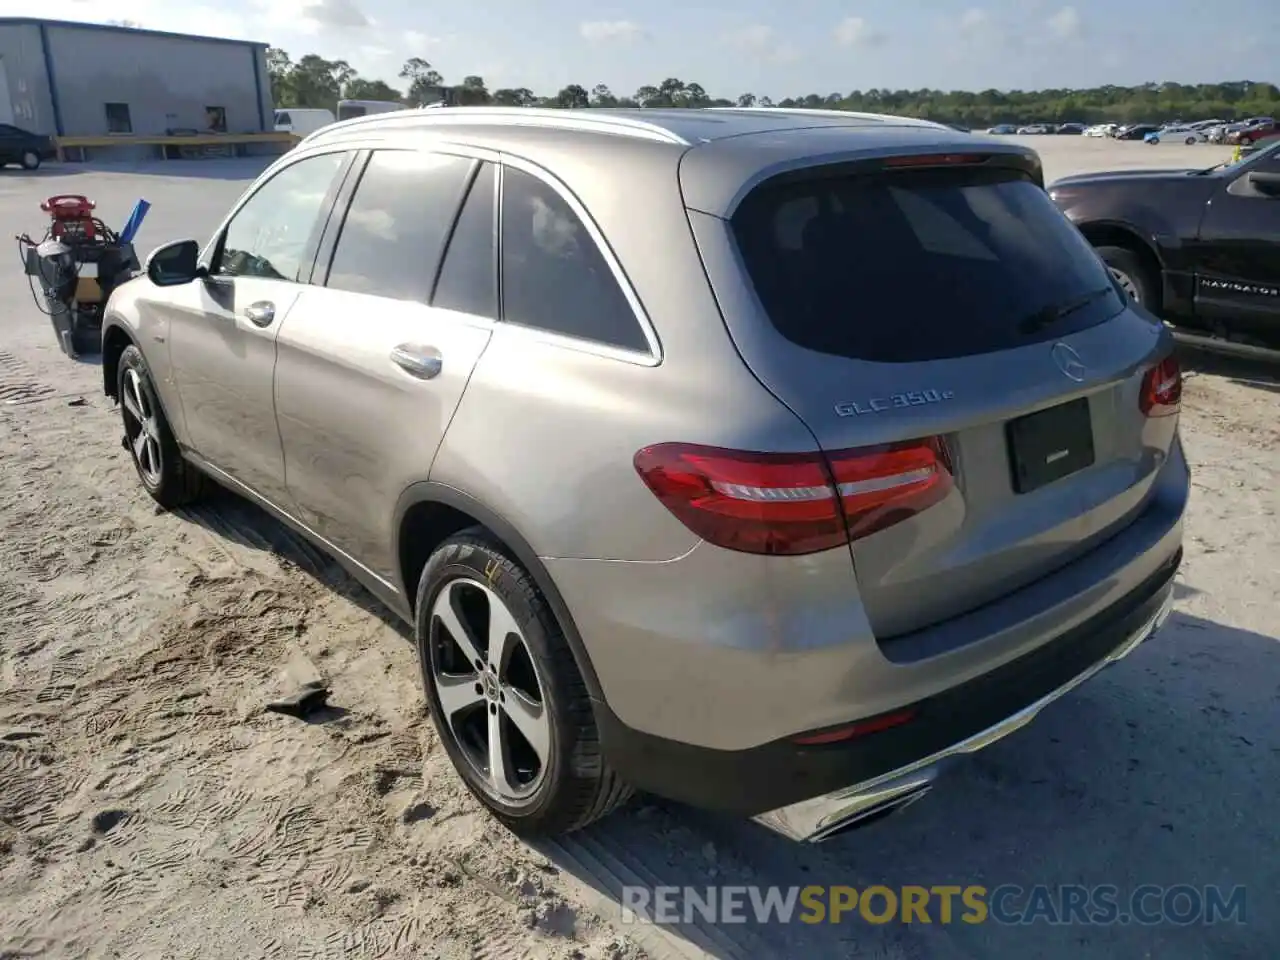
xmin=730 ymin=167 xmax=1126 ymax=362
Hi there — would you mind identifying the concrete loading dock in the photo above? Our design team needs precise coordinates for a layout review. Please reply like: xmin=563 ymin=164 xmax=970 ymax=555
xmin=0 ymin=17 xmax=291 ymax=161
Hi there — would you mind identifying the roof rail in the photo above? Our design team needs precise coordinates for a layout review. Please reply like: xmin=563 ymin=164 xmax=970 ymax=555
xmin=302 ymin=106 xmax=691 ymax=147
xmin=706 ymin=106 xmax=946 ymax=128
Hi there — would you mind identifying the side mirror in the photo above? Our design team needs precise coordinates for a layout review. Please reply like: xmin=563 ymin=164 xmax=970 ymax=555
xmin=146 ymin=239 xmax=202 ymax=286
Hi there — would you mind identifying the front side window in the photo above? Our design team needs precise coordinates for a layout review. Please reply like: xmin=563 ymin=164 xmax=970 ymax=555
xmin=216 ymin=152 xmax=346 ymax=281
xmin=500 ymin=167 xmax=648 ymax=352
xmin=325 ymin=150 xmax=474 ymax=302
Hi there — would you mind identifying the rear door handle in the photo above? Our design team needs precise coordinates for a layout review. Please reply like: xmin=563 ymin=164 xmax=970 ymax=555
xmin=243 ymin=301 xmax=275 ymax=327
xmin=390 ymin=344 xmax=442 ymax=380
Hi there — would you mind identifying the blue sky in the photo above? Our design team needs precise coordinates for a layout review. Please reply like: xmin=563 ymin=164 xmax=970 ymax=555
xmin=27 ymin=0 xmax=1280 ymax=98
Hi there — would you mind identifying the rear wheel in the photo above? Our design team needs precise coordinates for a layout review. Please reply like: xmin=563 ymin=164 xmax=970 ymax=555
xmin=1095 ymin=244 xmax=1157 ymax=308
xmin=20 ymin=150 xmax=40 ymax=170
xmin=416 ymin=529 xmax=632 ymax=836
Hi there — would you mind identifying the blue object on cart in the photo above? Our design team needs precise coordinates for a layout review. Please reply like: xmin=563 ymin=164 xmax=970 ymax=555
xmin=119 ymin=199 xmax=150 ymax=244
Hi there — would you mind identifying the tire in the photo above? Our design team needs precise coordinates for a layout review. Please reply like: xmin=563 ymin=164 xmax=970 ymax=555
xmin=1095 ymin=244 xmax=1157 ymax=308
xmin=415 ymin=528 xmax=632 ymax=837
xmin=1185 ymin=136 xmax=1196 ymax=145
xmin=20 ymin=150 xmax=40 ymax=170
xmin=117 ymin=344 xmax=205 ymax=508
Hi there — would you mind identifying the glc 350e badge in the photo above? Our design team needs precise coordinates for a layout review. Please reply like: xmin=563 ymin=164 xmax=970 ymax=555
xmin=834 ymin=389 xmax=956 ymax=417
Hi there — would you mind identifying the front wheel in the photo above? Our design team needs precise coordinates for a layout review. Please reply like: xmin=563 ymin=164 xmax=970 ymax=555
xmin=20 ymin=150 xmax=40 ymax=170
xmin=415 ymin=529 xmax=632 ymax=837
xmin=1096 ymin=245 xmax=1157 ymax=308
xmin=117 ymin=345 xmax=206 ymax=508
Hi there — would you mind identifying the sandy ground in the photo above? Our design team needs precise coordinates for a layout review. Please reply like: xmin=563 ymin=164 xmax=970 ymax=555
xmin=0 ymin=137 xmax=1276 ymax=960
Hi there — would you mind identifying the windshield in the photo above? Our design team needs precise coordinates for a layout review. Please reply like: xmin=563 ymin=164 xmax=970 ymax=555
xmin=731 ymin=166 xmax=1126 ymax=363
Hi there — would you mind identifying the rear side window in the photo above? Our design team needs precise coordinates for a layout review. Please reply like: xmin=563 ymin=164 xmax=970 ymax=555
xmin=731 ymin=167 xmax=1126 ymax=362
xmin=500 ymin=167 xmax=648 ymax=353
xmin=432 ymin=161 xmax=497 ymax=319
xmin=325 ymin=150 xmax=473 ymax=302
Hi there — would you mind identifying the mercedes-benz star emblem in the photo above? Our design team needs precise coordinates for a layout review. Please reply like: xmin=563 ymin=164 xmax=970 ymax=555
xmin=1051 ymin=342 xmax=1086 ymax=382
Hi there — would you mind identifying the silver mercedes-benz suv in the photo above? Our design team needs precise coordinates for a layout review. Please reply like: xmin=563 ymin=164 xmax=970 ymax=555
xmin=101 ymin=107 xmax=1187 ymax=843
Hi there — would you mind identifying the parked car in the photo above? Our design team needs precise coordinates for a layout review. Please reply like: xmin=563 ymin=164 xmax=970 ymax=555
xmin=1055 ymin=123 xmax=1086 ymax=135
xmin=1234 ymin=119 xmax=1279 ymax=145
xmin=0 ymin=123 xmax=57 ymax=170
xmin=1145 ymin=125 xmax=1206 ymax=145
xmin=1085 ymin=123 xmax=1117 ymax=137
xmin=1051 ymin=139 xmax=1280 ymax=350
xmin=1017 ymin=124 xmax=1052 ymax=134
xmin=101 ymin=106 xmax=1186 ymax=843
xmin=986 ymin=124 xmax=1018 ymax=135
xmin=1116 ymin=124 xmax=1159 ymax=141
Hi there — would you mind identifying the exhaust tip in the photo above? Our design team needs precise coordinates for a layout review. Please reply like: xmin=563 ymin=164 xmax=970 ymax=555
xmin=754 ymin=770 xmax=940 ymax=844
xmin=809 ymin=784 xmax=933 ymax=843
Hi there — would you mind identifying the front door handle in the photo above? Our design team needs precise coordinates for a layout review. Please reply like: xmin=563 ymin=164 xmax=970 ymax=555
xmin=390 ymin=344 xmax=442 ymax=380
xmin=243 ymin=301 xmax=275 ymax=327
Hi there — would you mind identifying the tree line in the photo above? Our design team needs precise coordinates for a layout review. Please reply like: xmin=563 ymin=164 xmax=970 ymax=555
xmin=266 ymin=50 xmax=1280 ymax=126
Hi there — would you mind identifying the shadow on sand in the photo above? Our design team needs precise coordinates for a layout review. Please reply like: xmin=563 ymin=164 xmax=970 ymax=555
xmin=1178 ymin=343 xmax=1280 ymax=395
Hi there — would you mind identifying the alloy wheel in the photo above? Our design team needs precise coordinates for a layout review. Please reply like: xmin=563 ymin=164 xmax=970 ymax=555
xmin=429 ymin=579 xmax=551 ymax=801
xmin=1109 ymin=266 xmax=1140 ymax=302
xmin=121 ymin=368 xmax=163 ymax=486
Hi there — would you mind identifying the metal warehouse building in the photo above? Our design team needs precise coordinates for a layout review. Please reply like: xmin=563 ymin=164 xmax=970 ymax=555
xmin=0 ymin=17 xmax=272 ymax=139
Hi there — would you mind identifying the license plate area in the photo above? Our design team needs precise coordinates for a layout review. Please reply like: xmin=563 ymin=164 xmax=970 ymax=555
xmin=1006 ymin=397 xmax=1095 ymax=494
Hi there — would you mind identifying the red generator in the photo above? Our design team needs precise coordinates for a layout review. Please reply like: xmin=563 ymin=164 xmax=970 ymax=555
xmin=40 ymin=194 xmax=98 ymax=242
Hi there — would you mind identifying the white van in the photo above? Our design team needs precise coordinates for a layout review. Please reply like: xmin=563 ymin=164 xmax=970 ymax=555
xmin=274 ymin=108 xmax=335 ymax=137
xmin=336 ymin=99 xmax=408 ymax=122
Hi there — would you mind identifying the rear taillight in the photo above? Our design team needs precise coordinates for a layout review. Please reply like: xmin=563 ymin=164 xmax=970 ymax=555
xmin=1139 ymin=355 xmax=1182 ymax=417
xmin=632 ymin=438 xmax=953 ymax=556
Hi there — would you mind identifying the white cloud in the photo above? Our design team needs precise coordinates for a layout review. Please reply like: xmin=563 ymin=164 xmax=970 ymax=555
xmin=404 ymin=30 xmax=451 ymax=49
xmin=959 ymin=8 xmax=989 ymax=31
xmin=722 ymin=24 xmax=799 ymax=64
xmin=302 ymin=0 xmax=368 ymax=29
xmin=833 ymin=17 xmax=887 ymax=48
xmin=1047 ymin=6 xmax=1083 ymax=39
xmin=579 ymin=20 xmax=645 ymax=44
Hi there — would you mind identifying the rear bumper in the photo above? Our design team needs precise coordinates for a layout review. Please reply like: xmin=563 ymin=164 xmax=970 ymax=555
xmin=593 ymin=545 xmax=1180 ymax=824
xmin=756 ymin=572 xmax=1174 ymax=841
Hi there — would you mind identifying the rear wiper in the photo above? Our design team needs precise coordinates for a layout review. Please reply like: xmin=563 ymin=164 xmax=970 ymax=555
xmin=1017 ymin=287 xmax=1114 ymax=335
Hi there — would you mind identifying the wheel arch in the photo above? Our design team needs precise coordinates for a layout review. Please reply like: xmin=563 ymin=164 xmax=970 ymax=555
xmin=393 ymin=482 xmax=606 ymax=702
xmin=102 ymin=321 xmax=188 ymax=449
xmin=101 ymin=319 xmax=133 ymax=400
xmin=1076 ymin=220 xmax=1166 ymax=308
